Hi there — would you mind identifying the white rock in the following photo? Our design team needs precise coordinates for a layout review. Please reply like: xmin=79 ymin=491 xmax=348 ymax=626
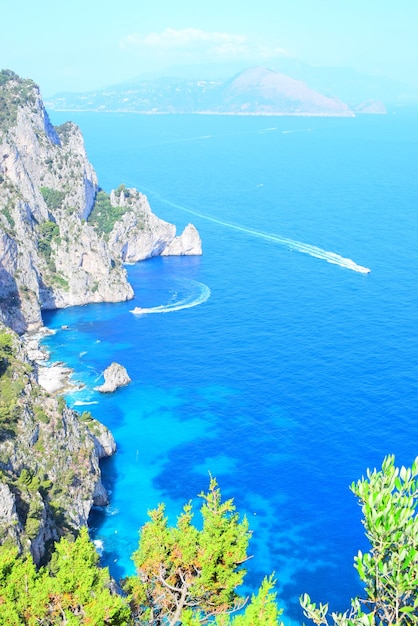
xmin=161 ymin=223 xmax=202 ymax=255
xmin=94 ymin=362 xmax=131 ymax=393
xmin=36 ymin=363 xmax=74 ymax=394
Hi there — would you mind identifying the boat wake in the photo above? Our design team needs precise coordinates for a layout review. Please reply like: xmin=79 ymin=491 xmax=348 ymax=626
xmin=149 ymin=193 xmax=370 ymax=274
xmin=131 ymin=280 xmax=211 ymax=315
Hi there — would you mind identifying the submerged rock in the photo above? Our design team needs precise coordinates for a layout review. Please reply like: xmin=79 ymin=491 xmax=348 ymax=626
xmin=94 ymin=362 xmax=131 ymax=393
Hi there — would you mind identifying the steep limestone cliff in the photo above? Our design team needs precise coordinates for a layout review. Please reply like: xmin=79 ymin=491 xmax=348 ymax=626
xmin=0 ymin=70 xmax=201 ymax=334
xmin=0 ymin=71 xmax=133 ymax=333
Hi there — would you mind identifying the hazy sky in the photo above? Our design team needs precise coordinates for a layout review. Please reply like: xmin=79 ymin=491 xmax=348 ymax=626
xmin=2 ymin=0 xmax=417 ymax=95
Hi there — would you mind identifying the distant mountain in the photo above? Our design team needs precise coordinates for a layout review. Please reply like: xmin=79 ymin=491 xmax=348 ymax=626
xmin=216 ymin=67 xmax=353 ymax=116
xmin=46 ymin=66 xmax=385 ymax=116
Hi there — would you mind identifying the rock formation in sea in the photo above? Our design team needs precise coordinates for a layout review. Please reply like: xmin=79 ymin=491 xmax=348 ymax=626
xmin=94 ymin=362 xmax=131 ymax=393
xmin=106 ymin=186 xmax=202 ymax=262
xmin=0 ymin=70 xmax=202 ymax=335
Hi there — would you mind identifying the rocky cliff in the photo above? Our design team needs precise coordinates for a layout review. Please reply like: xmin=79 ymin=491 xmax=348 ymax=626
xmin=0 ymin=323 xmax=115 ymax=564
xmin=0 ymin=70 xmax=201 ymax=334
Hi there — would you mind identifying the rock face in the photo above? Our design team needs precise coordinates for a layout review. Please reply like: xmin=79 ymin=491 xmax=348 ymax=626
xmin=0 ymin=70 xmax=201 ymax=335
xmin=94 ymin=362 xmax=131 ymax=393
xmin=0 ymin=72 xmax=132 ymax=333
xmin=0 ymin=323 xmax=116 ymax=564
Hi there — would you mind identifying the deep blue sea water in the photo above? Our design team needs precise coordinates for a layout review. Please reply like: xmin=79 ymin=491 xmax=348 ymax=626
xmin=44 ymin=111 xmax=418 ymax=624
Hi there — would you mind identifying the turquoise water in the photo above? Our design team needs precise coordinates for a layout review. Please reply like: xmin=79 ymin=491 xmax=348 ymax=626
xmin=44 ymin=111 xmax=418 ymax=624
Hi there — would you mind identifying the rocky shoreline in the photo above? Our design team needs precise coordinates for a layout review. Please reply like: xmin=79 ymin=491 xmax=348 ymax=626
xmin=23 ymin=330 xmax=79 ymax=394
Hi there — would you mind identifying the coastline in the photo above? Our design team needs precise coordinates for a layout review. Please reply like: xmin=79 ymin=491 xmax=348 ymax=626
xmin=23 ymin=330 xmax=79 ymax=395
xmin=45 ymin=107 xmax=358 ymax=117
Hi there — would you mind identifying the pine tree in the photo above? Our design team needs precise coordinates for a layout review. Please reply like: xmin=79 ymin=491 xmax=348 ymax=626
xmin=125 ymin=476 xmax=281 ymax=625
xmin=0 ymin=528 xmax=131 ymax=625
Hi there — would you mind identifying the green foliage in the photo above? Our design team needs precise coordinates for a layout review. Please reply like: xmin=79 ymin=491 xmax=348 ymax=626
xmin=0 ymin=70 xmax=37 ymax=131
xmin=125 ymin=477 xmax=280 ymax=625
xmin=88 ymin=189 xmax=129 ymax=236
xmin=0 ymin=331 xmax=14 ymax=373
xmin=54 ymin=121 xmax=74 ymax=143
xmin=40 ymin=187 xmax=66 ymax=211
xmin=0 ymin=546 xmax=51 ymax=625
xmin=0 ymin=365 xmax=24 ymax=436
xmin=116 ymin=183 xmax=130 ymax=198
xmin=0 ymin=70 xmax=20 ymax=86
xmin=50 ymin=273 xmax=69 ymax=290
xmin=37 ymin=220 xmax=60 ymax=266
xmin=300 ymin=455 xmax=418 ymax=626
xmin=215 ymin=575 xmax=283 ymax=625
xmin=1 ymin=204 xmax=15 ymax=229
xmin=17 ymin=468 xmax=37 ymax=490
xmin=0 ymin=528 xmax=131 ymax=625
xmin=33 ymin=405 xmax=49 ymax=424
xmin=57 ymin=396 xmax=66 ymax=413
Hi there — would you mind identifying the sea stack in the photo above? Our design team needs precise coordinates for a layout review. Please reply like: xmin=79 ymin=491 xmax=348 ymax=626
xmin=94 ymin=362 xmax=132 ymax=393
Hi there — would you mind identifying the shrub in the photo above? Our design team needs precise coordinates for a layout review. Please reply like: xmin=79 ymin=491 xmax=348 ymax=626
xmin=40 ymin=187 xmax=66 ymax=211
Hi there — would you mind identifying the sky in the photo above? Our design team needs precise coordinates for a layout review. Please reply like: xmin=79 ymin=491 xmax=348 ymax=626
xmin=2 ymin=0 xmax=418 ymax=96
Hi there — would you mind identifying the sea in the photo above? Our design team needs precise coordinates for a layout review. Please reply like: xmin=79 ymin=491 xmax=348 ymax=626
xmin=43 ymin=110 xmax=418 ymax=624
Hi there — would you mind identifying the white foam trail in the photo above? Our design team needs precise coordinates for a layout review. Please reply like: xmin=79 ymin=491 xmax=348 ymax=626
xmin=131 ymin=281 xmax=211 ymax=315
xmin=151 ymin=194 xmax=370 ymax=274
xmin=282 ymin=128 xmax=312 ymax=134
xmin=73 ymin=400 xmax=99 ymax=406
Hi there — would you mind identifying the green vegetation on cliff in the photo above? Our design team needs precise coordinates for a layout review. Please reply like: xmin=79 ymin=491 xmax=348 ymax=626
xmin=0 ymin=70 xmax=36 ymax=131
xmin=0 ymin=330 xmax=27 ymax=436
xmin=88 ymin=186 xmax=131 ymax=236
xmin=0 ymin=324 xmax=114 ymax=567
xmin=36 ymin=219 xmax=60 ymax=267
xmin=40 ymin=187 xmax=66 ymax=212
